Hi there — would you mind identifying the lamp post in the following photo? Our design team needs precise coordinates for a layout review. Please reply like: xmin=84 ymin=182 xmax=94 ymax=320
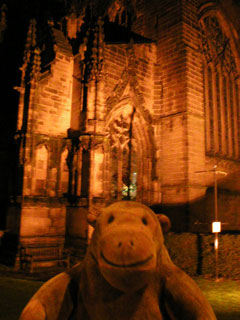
xmin=213 ymin=165 xmax=219 ymax=281
xmin=212 ymin=221 xmax=221 ymax=281
xmin=195 ymin=165 xmax=227 ymax=281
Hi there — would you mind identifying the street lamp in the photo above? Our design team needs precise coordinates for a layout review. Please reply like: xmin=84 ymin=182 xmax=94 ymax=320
xmin=212 ymin=221 xmax=221 ymax=281
xmin=195 ymin=165 xmax=227 ymax=281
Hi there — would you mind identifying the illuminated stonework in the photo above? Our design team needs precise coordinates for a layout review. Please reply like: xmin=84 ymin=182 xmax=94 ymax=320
xmin=6 ymin=1 xmax=240 ymax=253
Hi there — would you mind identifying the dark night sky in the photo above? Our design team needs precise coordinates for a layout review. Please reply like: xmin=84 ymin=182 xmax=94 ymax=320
xmin=0 ymin=0 xmax=129 ymax=137
xmin=1 ymin=0 xmax=68 ymax=136
xmin=0 ymin=0 xmax=69 ymax=227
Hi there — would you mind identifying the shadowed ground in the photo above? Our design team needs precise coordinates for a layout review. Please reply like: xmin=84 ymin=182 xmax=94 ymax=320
xmin=196 ymin=277 xmax=240 ymax=320
xmin=0 ymin=264 xmax=239 ymax=320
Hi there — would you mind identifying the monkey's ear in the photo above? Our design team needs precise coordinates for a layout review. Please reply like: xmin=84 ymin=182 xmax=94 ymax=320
xmin=87 ymin=213 xmax=98 ymax=228
xmin=87 ymin=209 xmax=103 ymax=228
xmin=156 ymin=214 xmax=171 ymax=233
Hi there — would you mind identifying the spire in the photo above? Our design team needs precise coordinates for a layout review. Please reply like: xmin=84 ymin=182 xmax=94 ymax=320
xmin=78 ymin=15 xmax=104 ymax=84
xmin=31 ymin=47 xmax=41 ymax=81
xmin=64 ymin=0 xmax=86 ymax=39
xmin=20 ymin=19 xmax=41 ymax=84
xmin=65 ymin=0 xmax=87 ymax=16
xmin=106 ymin=0 xmax=136 ymax=25
xmin=0 ymin=3 xmax=7 ymax=43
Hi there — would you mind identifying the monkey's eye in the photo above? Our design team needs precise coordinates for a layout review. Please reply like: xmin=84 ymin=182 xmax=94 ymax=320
xmin=142 ymin=217 xmax=148 ymax=225
xmin=108 ymin=215 xmax=114 ymax=224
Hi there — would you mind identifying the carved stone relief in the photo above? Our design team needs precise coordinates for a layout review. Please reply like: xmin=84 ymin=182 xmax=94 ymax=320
xmin=107 ymin=108 xmax=137 ymax=151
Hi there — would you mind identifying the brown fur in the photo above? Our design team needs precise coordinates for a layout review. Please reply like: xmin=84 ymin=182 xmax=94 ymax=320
xmin=19 ymin=201 xmax=216 ymax=320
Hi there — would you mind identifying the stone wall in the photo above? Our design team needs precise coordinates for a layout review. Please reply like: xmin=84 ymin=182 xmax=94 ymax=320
xmin=7 ymin=26 xmax=74 ymax=246
xmin=4 ymin=0 xmax=240 ymax=251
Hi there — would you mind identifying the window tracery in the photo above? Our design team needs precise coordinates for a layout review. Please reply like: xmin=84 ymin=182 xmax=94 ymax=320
xmin=199 ymin=15 xmax=240 ymax=160
xmin=107 ymin=108 xmax=138 ymax=200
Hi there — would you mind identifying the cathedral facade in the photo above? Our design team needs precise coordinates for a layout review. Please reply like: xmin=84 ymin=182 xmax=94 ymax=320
xmin=6 ymin=0 xmax=240 ymax=249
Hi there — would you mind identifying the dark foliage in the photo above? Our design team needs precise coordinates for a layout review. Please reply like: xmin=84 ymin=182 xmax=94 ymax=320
xmin=165 ymin=232 xmax=240 ymax=279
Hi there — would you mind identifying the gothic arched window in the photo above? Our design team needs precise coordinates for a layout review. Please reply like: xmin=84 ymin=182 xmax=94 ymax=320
xmin=60 ymin=148 xmax=69 ymax=195
xmin=34 ymin=145 xmax=48 ymax=195
xmin=200 ymin=15 xmax=240 ymax=160
xmin=108 ymin=107 xmax=138 ymax=200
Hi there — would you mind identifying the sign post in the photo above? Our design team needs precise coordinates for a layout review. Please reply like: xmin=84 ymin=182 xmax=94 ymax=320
xmin=195 ymin=165 xmax=227 ymax=281
xmin=212 ymin=221 xmax=221 ymax=281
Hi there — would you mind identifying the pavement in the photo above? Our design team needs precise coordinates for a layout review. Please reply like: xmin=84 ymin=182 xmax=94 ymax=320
xmin=0 ymin=263 xmax=65 ymax=281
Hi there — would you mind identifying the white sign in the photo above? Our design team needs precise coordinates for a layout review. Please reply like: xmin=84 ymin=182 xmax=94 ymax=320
xmin=212 ymin=221 xmax=221 ymax=233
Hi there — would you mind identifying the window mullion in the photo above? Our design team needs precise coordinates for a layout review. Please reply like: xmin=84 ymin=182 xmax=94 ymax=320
xmin=226 ymin=75 xmax=233 ymax=157
xmin=212 ymin=67 xmax=219 ymax=153
xmin=236 ymin=79 xmax=240 ymax=160
xmin=205 ymin=66 xmax=212 ymax=153
xmin=232 ymin=76 xmax=239 ymax=159
xmin=219 ymin=67 xmax=227 ymax=155
xmin=117 ymin=147 xmax=123 ymax=200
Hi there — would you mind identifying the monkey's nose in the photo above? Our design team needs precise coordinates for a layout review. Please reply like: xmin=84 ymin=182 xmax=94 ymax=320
xmin=118 ymin=240 xmax=134 ymax=248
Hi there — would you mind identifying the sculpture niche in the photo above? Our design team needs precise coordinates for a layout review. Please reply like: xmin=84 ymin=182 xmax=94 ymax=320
xmin=19 ymin=201 xmax=216 ymax=320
